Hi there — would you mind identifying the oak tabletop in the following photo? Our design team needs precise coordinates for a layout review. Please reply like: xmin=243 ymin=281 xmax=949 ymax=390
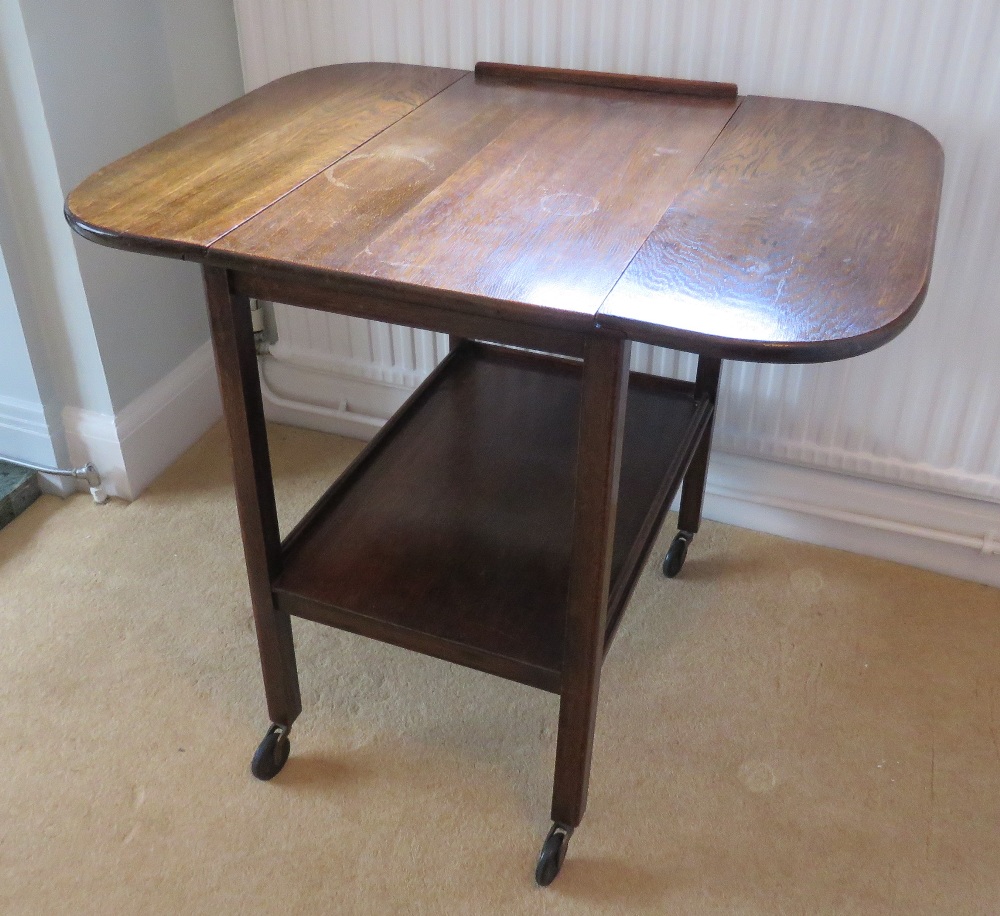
xmin=65 ymin=62 xmax=944 ymax=363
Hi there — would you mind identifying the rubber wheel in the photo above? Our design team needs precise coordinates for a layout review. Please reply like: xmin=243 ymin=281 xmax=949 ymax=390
xmin=535 ymin=825 xmax=570 ymax=887
xmin=662 ymin=532 xmax=691 ymax=578
xmin=251 ymin=725 xmax=290 ymax=781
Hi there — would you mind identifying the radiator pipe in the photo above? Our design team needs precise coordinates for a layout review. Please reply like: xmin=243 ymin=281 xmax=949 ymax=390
xmin=0 ymin=457 xmax=107 ymax=504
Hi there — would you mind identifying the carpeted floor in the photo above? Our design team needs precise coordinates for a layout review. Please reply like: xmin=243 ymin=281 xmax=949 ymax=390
xmin=2 ymin=421 xmax=999 ymax=914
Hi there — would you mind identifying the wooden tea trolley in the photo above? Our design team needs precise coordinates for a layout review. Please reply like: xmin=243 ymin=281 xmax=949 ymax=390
xmin=66 ymin=62 xmax=943 ymax=885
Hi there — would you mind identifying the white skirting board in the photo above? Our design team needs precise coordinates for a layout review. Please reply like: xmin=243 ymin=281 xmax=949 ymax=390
xmin=702 ymin=453 xmax=1000 ymax=590
xmin=0 ymin=394 xmax=58 ymax=467
xmin=62 ymin=340 xmax=222 ymax=501
xmin=0 ymin=397 xmax=76 ymax=497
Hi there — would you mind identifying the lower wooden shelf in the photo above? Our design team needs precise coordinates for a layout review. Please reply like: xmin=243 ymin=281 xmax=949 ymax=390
xmin=273 ymin=342 xmax=711 ymax=693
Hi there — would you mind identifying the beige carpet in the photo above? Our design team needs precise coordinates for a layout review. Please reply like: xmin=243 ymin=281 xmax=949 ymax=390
xmin=2 ymin=421 xmax=999 ymax=914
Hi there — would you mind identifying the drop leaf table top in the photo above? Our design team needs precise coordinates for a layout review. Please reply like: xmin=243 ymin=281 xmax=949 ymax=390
xmin=66 ymin=61 xmax=943 ymax=364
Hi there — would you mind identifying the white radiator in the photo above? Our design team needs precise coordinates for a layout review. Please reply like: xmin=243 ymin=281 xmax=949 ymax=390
xmin=232 ymin=1 xmax=1000 ymax=522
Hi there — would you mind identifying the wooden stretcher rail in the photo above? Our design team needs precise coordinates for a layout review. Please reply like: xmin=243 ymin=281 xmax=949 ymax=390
xmin=229 ymin=269 xmax=589 ymax=359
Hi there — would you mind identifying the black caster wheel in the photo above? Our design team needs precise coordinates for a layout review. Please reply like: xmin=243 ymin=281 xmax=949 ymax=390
xmin=662 ymin=531 xmax=693 ymax=578
xmin=251 ymin=724 xmax=290 ymax=781
xmin=535 ymin=823 xmax=572 ymax=887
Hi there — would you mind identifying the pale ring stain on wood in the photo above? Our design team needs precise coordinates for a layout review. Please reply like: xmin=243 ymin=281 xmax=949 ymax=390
xmin=540 ymin=192 xmax=600 ymax=217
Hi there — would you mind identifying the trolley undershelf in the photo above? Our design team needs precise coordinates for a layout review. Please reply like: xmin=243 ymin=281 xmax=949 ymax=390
xmin=273 ymin=342 xmax=712 ymax=693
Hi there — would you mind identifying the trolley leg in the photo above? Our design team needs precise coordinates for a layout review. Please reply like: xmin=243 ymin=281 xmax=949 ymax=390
xmin=664 ymin=356 xmax=722 ymax=578
xmin=203 ymin=266 xmax=302 ymax=730
xmin=544 ymin=335 xmax=630 ymax=882
xmin=677 ymin=355 xmax=721 ymax=534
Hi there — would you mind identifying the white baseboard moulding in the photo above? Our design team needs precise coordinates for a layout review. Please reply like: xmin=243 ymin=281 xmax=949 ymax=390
xmin=0 ymin=396 xmax=77 ymax=497
xmin=702 ymin=452 xmax=1000 ymax=590
xmin=0 ymin=394 xmax=54 ymax=464
xmin=62 ymin=340 xmax=222 ymax=501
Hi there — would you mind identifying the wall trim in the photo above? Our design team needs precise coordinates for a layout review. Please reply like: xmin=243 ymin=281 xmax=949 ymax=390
xmin=63 ymin=340 xmax=221 ymax=500
xmin=702 ymin=452 xmax=1000 ymax=589
xmin=61 ymin=405 xmax=125 ymax=497
xmin=0 ymin=395 xmax=75 ymax=495
xmin=713 ymin=433 xmax=1000 ymax=505
xmin=0 ymin=393 xmax=53 ymax=461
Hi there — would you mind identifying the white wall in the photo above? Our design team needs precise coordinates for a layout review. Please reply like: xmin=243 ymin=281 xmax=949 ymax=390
xmin=0 ymin=0 xmax=107 ymax=482
xmin=0 ymin=0 xmax=243 ymax=495
xmin=157 ymin=0 xmax=249 ymax=126
xmin=18 ymin=0 xmax=244 ymax=412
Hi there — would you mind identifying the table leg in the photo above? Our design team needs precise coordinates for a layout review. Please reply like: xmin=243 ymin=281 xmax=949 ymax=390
xmin=677 ymin=355 xmax=722 ymax=534
xmin=663 ymin=355 xmax=722 ymax=578
xmin=203 ymin=266 xmax=302 ymax=731
xmin=550 ymin=334 xmax=631 ymax=830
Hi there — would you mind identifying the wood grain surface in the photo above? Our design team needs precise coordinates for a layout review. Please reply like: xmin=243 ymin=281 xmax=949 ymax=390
xmin=203 ymin=267 xmax=301 ymax=727
xmin=212 ymin=73 xmax=738 ymax=321
xmin=65 ymin=63 xmax=463 ymax=258
xmin=597 ymin=96 xmax=945 ymax=361
xmin=551 ymin=333 xmax=631 ymax=827
xmin=64 ymin=63 xmax=944 ymax=362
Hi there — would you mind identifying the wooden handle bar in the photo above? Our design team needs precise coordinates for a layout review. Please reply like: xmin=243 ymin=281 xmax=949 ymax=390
xmin=474 ymin=62 xmax=738 ymax=100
